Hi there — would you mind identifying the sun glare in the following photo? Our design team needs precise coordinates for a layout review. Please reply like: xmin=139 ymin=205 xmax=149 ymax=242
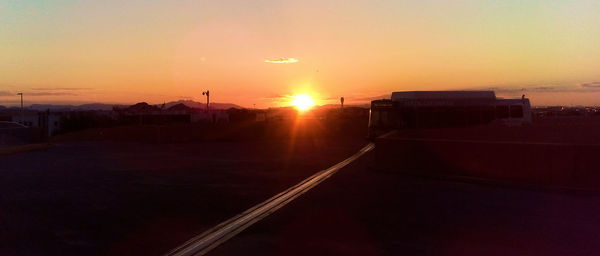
xmin=291 ymin=94 xmax=315 ymax=111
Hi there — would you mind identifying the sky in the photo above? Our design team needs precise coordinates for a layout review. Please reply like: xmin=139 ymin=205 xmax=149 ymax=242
xmin=1 ymin=0 xmax=600 ymax=107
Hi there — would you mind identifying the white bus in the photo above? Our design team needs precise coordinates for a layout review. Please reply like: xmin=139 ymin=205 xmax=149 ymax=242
xmin=368 ymin=91 xmax=531 ymax=138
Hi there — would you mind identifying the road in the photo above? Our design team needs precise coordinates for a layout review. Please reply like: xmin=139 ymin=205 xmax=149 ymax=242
xmin=167 ymin=143 xmax=375 ymax=256
xmin=207 ymin=150 xmax=600 ymax=256
xmin=0 ymin=138 xmax=367 ymax=255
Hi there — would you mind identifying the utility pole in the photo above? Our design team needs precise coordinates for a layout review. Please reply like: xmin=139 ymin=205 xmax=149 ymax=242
xmin=202 ymin=90 xmax=210 ymax=112
xmin=340 ymin=96 xmax=344 ymax=109
xmin=17 ymin=92 xmax=23 ymax=125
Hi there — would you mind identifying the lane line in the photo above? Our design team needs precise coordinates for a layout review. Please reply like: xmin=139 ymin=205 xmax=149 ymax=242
xmin=165 ymin=142 xmax=375 ymax=256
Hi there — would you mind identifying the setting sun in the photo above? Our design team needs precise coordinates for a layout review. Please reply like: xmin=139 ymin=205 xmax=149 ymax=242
xmin=291 ymin=94 xmax=315 ymax=111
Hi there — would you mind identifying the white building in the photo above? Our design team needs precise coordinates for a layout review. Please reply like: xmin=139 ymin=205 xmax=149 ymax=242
xmin=10 ymin=111 xmax=62 ymax=137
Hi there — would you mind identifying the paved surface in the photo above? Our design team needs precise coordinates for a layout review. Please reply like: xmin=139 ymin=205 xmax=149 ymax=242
xmin=0 ymin=138 xmax=366 ymax=256
xmin=4 ymin=120 xmax=600 ymax=256
xmin=208 ymin=151 xmax=600 ymax=256
xmin=168 ymin=143 xmax=375 ymax=256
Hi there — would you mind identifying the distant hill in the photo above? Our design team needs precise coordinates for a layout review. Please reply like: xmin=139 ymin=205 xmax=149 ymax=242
xmin=79 ymin=103 xmax=128 ymax=110
xmin=24 ymin=100 xmax=243 ymax=111
xmin=28 ymin=103 xmax=127 ymax=111
xmin=167 ymin=103 xmax=193 ymax=111
xmin=163 ymin=100 xmax=242 ymax=110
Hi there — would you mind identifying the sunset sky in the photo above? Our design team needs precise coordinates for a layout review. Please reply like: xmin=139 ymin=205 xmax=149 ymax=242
xmin=1 ymin=0 xmax=600 ymax=107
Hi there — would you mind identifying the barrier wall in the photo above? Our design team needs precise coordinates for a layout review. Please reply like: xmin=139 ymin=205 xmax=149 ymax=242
xmin=375 ymin=137 xmax=600 ymax=188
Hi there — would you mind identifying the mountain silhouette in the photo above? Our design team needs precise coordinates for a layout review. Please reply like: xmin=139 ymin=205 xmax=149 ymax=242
xmin=20 ymin=100 xmax=242 ymax=111
xmin=163 ymin=100 xmax=242 ymax=110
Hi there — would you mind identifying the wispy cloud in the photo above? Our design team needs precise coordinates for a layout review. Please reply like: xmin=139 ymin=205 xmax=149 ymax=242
xmin=262 ymin=94 xmax=286 ymax=99
xmin=532 ymin=86 xmax=555 ymax=91
xmin=31 ymin=87 xmax=91 ymax=91
xmin=0 ymin=88 xmax=83 ymax=97
xmin=0 ymin=91 xmax=13 ymax=96
xmin=478 ymin=82 xmax=600 ymax=95
xmin=264 ymin=57 xmax=298 ymax=64
xmin=485 ymin=87 xmax=527 ymax=93
xmin=262 ymin=94 xmax=294 ymax=104
xmin=580 ymin=82 xmax=600 ymax=88
xmin=27 ymin=92 xmax=78 ymax=96
xmin=177 ymin=96 xmax=195 ymax=100
xmin=350 ymin=94 xmax=391 ymax=101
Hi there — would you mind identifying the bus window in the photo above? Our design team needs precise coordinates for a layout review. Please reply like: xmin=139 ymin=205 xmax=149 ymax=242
xmin=510 ymin=105 xmax=524 ymax=118
xmin=496 ymin=105 xmax=509 ymax=119
xmin=370 ymin=109 xmax=393 ymax=128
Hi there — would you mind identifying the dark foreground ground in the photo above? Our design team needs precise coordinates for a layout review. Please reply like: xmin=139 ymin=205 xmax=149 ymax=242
xmin=209 ymin=117 xmax=600 ymax=256
xmin=209 ymin=151 xmax=600 ymax=256
xmin=3 ymin=116 xmax=600 ymax=255
xmin=0 ymin=118 xmax=368 ymax=255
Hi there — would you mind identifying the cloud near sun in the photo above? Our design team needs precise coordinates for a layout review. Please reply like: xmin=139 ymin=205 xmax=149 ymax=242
xmin=264 ymin=57 xmax=298 ymax=64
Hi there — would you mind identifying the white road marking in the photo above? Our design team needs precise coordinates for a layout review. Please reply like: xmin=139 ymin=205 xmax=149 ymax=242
xmin=165 ymin=142 xmax=375 ymax=256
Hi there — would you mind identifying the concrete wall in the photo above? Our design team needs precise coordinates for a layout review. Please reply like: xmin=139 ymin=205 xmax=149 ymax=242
xmin=375 ymin=137 xmax=600 ymax=188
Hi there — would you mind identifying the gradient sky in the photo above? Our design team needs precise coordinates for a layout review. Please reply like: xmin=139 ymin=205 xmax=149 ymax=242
xmin=1 ymin=0 xmax=600 ymax=107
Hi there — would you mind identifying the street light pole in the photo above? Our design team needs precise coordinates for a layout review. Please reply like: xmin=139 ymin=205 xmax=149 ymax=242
xmin=17 ymin=93 xmax=23 ymax=125
xmin=202 ymin=90 xmax=210 ymax=112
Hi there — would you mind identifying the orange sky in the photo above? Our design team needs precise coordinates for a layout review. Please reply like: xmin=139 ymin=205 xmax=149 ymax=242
xmin=1 ymin=1 xmax=600 ymax=107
